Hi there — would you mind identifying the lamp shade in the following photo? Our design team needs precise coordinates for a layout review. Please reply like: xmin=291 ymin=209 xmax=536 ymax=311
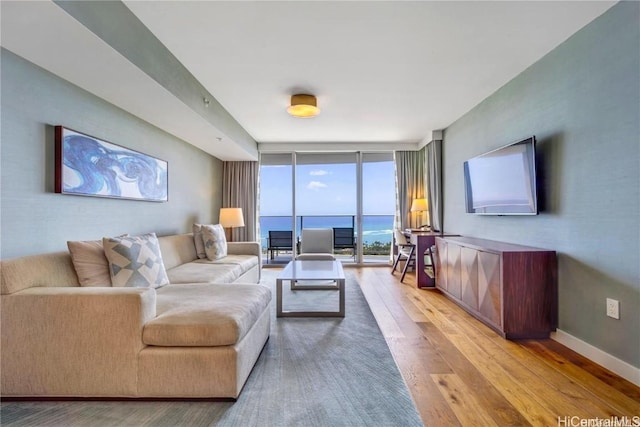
xmin=219 ymin=208 xmax=245 ymax=228
xmin=410 ymin=198 xmax=428 ymax=212
xmin=287 ymin=94 xmax=319 ymax=118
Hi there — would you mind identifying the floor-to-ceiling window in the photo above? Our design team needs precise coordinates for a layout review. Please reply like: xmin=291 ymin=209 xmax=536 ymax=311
xmin=259 ymin=151 xmax=394 ymax=265
xmin=362 ymin=153 xmax=395 ymax=263
xmin=296 ymin=153 xmax=358 ymax=260
xmin=259 ymin=154 xmax=294 ymax=263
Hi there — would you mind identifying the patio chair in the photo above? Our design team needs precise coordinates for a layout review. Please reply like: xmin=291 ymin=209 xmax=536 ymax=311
xmin=267 ymin=230 xmax=293 ymax=262
xmin=333 ymin=227 xmax=356 ymax=259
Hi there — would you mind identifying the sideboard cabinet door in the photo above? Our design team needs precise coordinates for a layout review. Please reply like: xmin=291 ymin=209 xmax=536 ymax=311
xmin=460 ymin=247 xmax=479 ymax=311
xmin=435 ymin=238 xmax=448 ymax=292
xmin=478 ymin=251 xmax=502 ymax=329
xmin=446 ymin=243 xmax=462 ymax=299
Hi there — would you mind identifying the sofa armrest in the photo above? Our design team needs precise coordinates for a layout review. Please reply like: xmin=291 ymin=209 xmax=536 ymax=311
xmin=227 ymin=241 xmax=260 ymax=257
xmin=1 ymin=287 xmax=156 ymax=397
xmin=227 ymin=242 xmax=262 ymax=277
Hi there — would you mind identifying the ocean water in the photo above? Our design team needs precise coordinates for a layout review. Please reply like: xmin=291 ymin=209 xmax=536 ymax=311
xmin=259 ymin=215 xmax=393 ymax=248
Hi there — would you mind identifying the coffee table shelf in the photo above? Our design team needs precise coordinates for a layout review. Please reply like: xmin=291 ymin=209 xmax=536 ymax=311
xmin=276 ymin=260 xmax=345 ymax=318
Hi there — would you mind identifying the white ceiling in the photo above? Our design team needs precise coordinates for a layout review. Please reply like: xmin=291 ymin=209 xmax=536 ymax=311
xmin=2 ymin=1 xmax=615 ymax=160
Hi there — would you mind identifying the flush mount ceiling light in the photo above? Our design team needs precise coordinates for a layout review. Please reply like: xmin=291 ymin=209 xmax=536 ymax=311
xmin=287 ymin=94 xmax=319 ymax=118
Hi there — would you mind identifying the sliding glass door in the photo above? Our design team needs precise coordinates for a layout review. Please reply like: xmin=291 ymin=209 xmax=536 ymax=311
xmin=259 ymin=154 xmax=294 ymax=264
xmin=259 ymin=151 xmax=394 ymax=265
xmin=362 ymin=153 xmax=395 ymax=263
xmin=296 ymin=153 xmax=357 ymax=260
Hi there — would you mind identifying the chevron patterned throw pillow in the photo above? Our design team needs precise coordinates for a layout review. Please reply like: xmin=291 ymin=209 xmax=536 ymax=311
xmin=103 ymin=233 xmax=169 ymax=288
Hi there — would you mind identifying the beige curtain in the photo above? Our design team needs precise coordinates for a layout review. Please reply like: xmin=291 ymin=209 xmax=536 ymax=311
xmin=394 ymin=148 xmax=427 ymax=230
xmin=222 ymin=161 xmax=258 ymax=242
xmin=425 ymin=139 xmax=443 ymax=232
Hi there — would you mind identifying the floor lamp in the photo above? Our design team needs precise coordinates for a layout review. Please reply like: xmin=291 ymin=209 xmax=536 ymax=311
xmin=219 ymin=207 xmax=245 ymax=242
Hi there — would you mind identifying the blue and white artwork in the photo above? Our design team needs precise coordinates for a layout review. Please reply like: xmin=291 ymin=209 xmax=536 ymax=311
xmin=55 ymin=127 xmax=168 ymax=202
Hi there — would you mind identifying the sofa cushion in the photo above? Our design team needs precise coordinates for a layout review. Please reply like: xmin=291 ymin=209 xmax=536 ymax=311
xmin=166 ymin=262 xmax=241 ymax=284
xmin=103 ymin=233 xmax=169 ymax=288
xmin=157 ymin=234 xmax=198 ymax=270
xmin=143 ymin=284 xmax=271 ymax=347
xmin=196 ymin=255 xmax=259 ymax=272
xmin=192 ymin=224 xmax=207 ymax=259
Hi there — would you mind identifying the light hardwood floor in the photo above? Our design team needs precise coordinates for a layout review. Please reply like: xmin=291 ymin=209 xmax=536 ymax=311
xmin=354 ymin=266 xmax=640 ymax=427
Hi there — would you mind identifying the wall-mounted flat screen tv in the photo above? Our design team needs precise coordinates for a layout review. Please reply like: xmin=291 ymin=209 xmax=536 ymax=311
xmin=464 ymin=136 xmax=538 ymax=215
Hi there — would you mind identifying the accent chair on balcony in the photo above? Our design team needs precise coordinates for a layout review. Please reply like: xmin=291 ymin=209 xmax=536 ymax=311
xmin=297 ymin=228 xmax=335 ymax=261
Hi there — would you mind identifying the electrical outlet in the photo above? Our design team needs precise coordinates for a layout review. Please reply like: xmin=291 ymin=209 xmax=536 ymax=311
xmin=606 ymin=298 xmax=619 ymax=319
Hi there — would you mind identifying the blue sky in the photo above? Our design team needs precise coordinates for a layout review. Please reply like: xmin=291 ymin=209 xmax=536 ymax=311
xmin=260 ymin=161 xmax=395 ymax=216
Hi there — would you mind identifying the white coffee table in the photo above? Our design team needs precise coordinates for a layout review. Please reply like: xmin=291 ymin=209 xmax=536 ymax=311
xmin=276 ymin=260 xmax=345 ymax=318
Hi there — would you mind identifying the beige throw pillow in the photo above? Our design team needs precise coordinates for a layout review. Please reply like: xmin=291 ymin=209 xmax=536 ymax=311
xmin=67 ymin=239 xmax=113 ymax=287
xmin=103 ymin=233 xmax=169 ymax=288
xmin=202 ymin=224 xmax=227 ymax=260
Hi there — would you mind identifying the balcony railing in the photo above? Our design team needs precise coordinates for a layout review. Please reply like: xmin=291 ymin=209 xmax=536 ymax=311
xmin=259 ymin=214 xmax=393 ymax=264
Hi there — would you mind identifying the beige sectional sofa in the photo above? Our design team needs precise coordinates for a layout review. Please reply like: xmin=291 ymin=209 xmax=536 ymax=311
xmin=0 ymin=233 xmax=271 ymax=399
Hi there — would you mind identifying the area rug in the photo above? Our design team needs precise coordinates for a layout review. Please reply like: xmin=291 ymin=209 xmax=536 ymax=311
xmin=1 ymin=269 xmax=423 ymax=427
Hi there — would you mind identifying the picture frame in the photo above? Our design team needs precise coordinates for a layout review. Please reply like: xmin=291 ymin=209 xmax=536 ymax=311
xmin=55 ymin=126 xmax=168 ymax=202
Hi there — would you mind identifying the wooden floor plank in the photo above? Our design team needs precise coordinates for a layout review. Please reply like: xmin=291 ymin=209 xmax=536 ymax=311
xmin=359 ymin=269 xmax=532 ymax=426
xmin=357 ymin=270 xmax=462 ymax=425
xmin=358 ymin=267 xmax=640 ymax=426
xmin=356 ymin=270 xmax=407 ymax=338
xmin=387 ymin=335 xmax=453 ymax=377
xmin=538 ymin=338 xmax=640 ymax=401
xmin=384 ymin=273 xmax=431 ymax=323
xmin=431 ymin=373 xmax=500 ymax=427
xmin=368 ymin=276 xmax=430 ymax=336
xmin=521 ymin=340 xmax=640 ymax=416
xmin=387 ymin=337 xmax=461 ymax=426
xmin=417 ymin=321 xmax=532 ymax=426
xmin=446 ymin=333 xmax=561 ymax=426
xmin=414 ymin=286 xmax=626 ymax=419
xmin=402 ymin=379 xmax=462 ymax=427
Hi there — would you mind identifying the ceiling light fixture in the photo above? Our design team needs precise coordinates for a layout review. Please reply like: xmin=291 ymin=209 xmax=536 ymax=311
xmin=287 ymin=94 xmax=319 ymax=118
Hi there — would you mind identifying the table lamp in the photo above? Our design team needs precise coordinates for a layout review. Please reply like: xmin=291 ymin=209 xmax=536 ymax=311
xmin=410 ymin=198 xmax=430 ymax=230
xmin=219 ymin=207 xmax=245 ymax=242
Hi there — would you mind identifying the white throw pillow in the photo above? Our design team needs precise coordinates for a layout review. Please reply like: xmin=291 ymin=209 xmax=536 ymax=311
xmin=192 ymin=223 xmax=207 ymax=259
xmin=202 ymin=224 xmax=228 ymax=260
xmin=102 ymin=233 xmax=169 ymax=288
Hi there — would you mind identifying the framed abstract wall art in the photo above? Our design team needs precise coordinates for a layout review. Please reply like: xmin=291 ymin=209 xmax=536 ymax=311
xmin=55 ymin=126 xmax=168 ymax=202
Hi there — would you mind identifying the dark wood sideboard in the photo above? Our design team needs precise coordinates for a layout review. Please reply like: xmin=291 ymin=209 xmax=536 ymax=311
xmin=435 ymin=236 xmax=557 ymax=339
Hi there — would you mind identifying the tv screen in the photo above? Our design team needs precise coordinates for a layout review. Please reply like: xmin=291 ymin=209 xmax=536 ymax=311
xmin=464 ymin=136 xmax=538 ymax=215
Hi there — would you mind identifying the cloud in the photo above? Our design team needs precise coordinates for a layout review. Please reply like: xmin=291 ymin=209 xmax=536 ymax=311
xmin=307 ymin=181 xmax=328 ymax=191
xmin=309 ymin=169 xmax=329 ymax=176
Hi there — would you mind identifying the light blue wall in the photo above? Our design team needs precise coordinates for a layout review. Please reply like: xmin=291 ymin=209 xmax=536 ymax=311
xmin=1 ymin=49 xmax=223 ymax=259
xmin=442 ymin=2 xmax=639 ymax=367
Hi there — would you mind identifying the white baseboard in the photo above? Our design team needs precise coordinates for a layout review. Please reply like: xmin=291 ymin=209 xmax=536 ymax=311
xmin=551 ymin=329 xmax=640 ymax=387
